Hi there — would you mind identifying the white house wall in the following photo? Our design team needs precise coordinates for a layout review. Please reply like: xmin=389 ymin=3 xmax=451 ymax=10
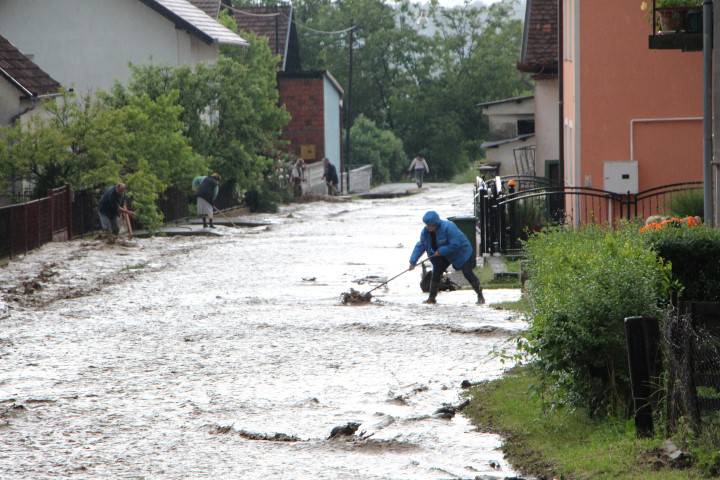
xmin=0 ymin=79 xmax=22 ymax=124
xmin=0 ymin=0 xmax=219 ymax=95
xmin=323 ymin=76 xmax=342 ymax=178
xmin=534 ymin=78 xmax=559 ymax=174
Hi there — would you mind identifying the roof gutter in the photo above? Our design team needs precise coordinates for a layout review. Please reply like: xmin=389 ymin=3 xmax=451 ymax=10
xmin=0 ymin=66 xmax=33 ymax=98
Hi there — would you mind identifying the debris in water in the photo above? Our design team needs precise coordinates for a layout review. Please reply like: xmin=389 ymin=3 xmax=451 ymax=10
xmin=341 ymin=289 xmax=372 ymax=305
xmin=210 ymin=425 xmax=301 ymax=442
xmin=433 ymin=399 xmax=470 ymax=419
xmin=328 ymin=422 xmax=361 ymax=439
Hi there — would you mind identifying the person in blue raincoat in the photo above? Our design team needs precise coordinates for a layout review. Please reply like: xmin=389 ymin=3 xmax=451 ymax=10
xmin=409 ymin=211 xmax=485 ymax=305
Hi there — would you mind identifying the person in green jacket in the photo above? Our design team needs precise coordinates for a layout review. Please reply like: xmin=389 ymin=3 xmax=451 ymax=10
xmin=193 ymin=173 xmax=220 ymax=228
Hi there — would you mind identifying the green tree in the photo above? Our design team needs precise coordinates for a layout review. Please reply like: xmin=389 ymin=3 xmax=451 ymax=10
xmin=124 ymin=33 xmax=289 ymax=198
xmin=350 ymin=114 xmax=407 ymax=183
xmin=0 ymin=89 xmax=205 ymax=230
xmin=292 ymin=0 xmax=529 ymax=180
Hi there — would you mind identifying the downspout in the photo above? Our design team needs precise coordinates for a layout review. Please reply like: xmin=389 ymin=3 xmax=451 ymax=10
xmin=705 ymin=0 xmax=714 ymax=226
xmin=558 ymin=0 xmax=564 ymax=186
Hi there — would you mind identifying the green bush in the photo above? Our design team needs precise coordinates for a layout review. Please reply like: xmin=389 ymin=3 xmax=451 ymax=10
xmin=668 ymin=189 xmax=704 ymax=218
xmin=643 ymin=226 xmax=720 ymax=302
xmin=350 ymin=115 xmax=407 ymax=184
xmin=523 ymin=225 xmax=672 ymax=416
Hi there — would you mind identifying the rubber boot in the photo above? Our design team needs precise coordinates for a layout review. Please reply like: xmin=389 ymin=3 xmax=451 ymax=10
xmin=209 ymin=219 xmax=216 ymax=229
xmin=424 ymin=281 xmax=439 ymax=304
xmin=202 ymin=217 xmax=207 ymax=228
xmin=469 ymin=278 xmax=485 ymax=305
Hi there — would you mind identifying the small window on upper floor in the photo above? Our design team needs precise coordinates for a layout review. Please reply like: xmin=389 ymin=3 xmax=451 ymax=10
xmin=517 ymin=119 xmax=535 ymax=136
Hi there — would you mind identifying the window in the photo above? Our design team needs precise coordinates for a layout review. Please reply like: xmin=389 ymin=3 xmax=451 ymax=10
xmin=517 ymin=119 xmax=535 ymax=136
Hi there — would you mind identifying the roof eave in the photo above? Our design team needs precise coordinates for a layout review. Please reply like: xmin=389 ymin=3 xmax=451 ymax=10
xmin=517 ymin=61 xmax=558 ymax=75
xmin=0 ymin=66 xmax=34 ymax=98
xmin=139 ymin=0 xmax=248 ymax=46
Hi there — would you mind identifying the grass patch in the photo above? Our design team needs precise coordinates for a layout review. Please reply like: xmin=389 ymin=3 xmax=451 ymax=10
xmin=451 ymin=164 xmax=479 ymax=184
xmin=475 ymin=257 xmax=521 ymax=289
xmin=464 ymin=367 xmax=709 ymax=480
xmin=491 ymin=295 xmax=529 ymax=314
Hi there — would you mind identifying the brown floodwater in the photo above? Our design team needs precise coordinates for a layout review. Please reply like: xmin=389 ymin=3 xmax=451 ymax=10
xmin=0 ymin=184 xmax=524 ymax=479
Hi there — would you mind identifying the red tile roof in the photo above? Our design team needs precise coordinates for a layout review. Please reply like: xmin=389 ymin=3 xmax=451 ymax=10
xmin=187 ymin=0 xmax=221 ymax=18
xmin=231 ymin=5 xmax=292 ymax=66
xmin=0 ymin=34 xmax=60 ymax=97
xmin=518 ymin=0 xmax=558 ymax=75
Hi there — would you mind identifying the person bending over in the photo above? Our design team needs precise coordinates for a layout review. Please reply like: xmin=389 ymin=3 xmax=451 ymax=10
xmin=409 ymin=210 xmax=484 ymax=305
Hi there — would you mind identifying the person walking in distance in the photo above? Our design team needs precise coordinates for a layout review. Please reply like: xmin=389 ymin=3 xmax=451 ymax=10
xmin=322 ymin=158 xmax=339 ymax=196
xmin=194 ymin=173 xmax=221 ymax=228
xmin=290 ymin=158 xmax=306 ymax=198
xmin=407 ymin=155 xmax=429 ymax=188
xmin=408 ymin=211 xmax=484 ymax=305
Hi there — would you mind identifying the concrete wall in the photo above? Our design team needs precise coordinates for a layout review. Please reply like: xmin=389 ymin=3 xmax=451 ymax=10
xmin=483 ymin=98 xmax=535 ymax=140
xmin=534 ymin=78 xmax=559 ymax=176
xmin=485 ymin=138 xmax=537 ymax=177
xmin=323 ymin=76 xmax=342 ymax=180
xmin=0 ymin=0 xmax=219 ymax=94
xmin=278 ymin=76 xmax=326 ymax=163
xmin=564 ymin=0 xmax=703 ymax=191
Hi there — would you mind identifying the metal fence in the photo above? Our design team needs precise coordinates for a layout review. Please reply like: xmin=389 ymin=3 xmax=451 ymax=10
xmin=476 ymin=176 xmax=703 ymax=255
xmin=0 ymin=185 xmax=73 ymax=258
xmin=625 ymin=302 xmax=720 ymax=437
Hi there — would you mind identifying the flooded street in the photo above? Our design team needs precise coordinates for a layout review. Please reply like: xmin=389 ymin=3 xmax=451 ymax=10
xmin=0 ymin=184 xmax=524 ymax=479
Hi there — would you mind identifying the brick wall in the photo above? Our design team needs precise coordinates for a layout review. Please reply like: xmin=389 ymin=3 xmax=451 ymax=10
xmin=277 ymin=77 xmax=325 ymax=165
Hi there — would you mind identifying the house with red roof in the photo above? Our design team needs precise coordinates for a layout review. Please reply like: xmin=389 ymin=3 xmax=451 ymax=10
xmin=517 ymin=0 xmax=560 ymax=184
xmin=230 ymin=4 xmax=346 ymax=193
xmin=0 ymin=34 xmax=61 ymax=125
xmin=0 ymin=0 xmax=247 ymax=94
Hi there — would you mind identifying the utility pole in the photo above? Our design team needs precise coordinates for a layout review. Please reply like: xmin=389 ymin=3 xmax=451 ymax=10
xmin=705 ymin=0 xmax=715 ymax=227
xmin=713 ymin=0 xmax=720 ymax=227
xmin=343 ymin=24 xmax=355 ymax=195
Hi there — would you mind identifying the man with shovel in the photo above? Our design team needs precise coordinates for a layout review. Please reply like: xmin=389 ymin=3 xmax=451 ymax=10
xmin=409 ymin=211 xmax=485 ymax=305
xmin=98 ymin=183 xmax=134 ymax=238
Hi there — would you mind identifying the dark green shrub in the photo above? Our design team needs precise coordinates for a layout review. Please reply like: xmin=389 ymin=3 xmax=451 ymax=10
xmin=244 ymin=188 xmax=280 ymax=213
xmin=668 ymin=189 xmax=704 ymax=218
xmin=643 ymin=226 xmax=720 ymax=302
xmin=523 ymin=225 xmax=672 ymax=416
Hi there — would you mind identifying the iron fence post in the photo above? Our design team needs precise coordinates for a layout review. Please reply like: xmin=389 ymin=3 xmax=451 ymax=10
xmin=625 ymin=316 xmax=661 ymax=437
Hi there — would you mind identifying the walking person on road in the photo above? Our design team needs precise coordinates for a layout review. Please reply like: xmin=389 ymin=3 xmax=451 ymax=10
xmin=322 ymin=158 xmax=339 ymax=196
xmin=408 ymin=211 xmax=484 ymax=305
xmin=407 ymin=155 xmax=429 ymax=188
xmin=98 ymin=183 xmax=134 ymax=238
xmin=194 ymin=173 xmax=221 ymax=228
xmin=290 ymin=158 xmax=306 ymax=198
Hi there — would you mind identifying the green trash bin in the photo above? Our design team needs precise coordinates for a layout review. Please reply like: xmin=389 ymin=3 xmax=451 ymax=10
xmin=448 ymin=215 xmax=477 ymax=261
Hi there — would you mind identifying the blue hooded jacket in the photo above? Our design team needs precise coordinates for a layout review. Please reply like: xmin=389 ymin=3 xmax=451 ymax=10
xmin=409 ymin=211 xmax=473 ymax=269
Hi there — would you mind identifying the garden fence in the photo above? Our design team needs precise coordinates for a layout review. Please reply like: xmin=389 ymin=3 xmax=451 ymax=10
xmin=626 ymin=302 xmax=720 ymax=437
xmin=0 ymin=185 xmax=72 ymax=259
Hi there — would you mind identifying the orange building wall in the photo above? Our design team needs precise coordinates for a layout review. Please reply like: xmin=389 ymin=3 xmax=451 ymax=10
xmin=579 ymin=0 xmax=703 ymax=191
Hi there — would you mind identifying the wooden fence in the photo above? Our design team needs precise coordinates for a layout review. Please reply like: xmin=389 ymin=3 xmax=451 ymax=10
xmin=0 ymin=185 xmax=72 ymax=258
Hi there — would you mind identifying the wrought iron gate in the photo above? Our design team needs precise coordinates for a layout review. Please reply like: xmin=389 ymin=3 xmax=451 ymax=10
xmin=475 ymin=176 xmax=703 ymax=255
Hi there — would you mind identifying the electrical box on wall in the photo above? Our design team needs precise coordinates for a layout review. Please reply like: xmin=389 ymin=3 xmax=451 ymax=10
xmin=603 ymin=161 xmax=638 ymax=194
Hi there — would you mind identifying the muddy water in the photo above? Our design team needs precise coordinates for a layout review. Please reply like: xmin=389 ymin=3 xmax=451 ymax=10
xmin=0 ymin=184 xmax=524 ymax=479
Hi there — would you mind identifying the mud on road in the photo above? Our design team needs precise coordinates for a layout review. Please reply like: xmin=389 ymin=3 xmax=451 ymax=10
xmin=0 ymin=184 xmax=525 ymax=479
